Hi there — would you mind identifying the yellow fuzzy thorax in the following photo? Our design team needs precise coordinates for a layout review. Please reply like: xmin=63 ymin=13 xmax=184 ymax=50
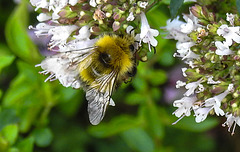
xmin=79 ymin=34 xmax=135 ymax=86
xmin=95 ymin=35 xmax=134 ymax=75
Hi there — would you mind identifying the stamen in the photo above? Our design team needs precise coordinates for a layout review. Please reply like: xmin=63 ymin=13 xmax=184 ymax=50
xmin=50 ymin=77 xmax=57 ymax=81
xmin=35 ymin=64 xmax=42 ymax=67
xmin=172 ymin=114 xmax=185 ymax=125
xmin=39 ymin=70 xmax=49 ymax=75
xmin=231 ymin=121 xmax=236 ymax=136
xmin=44 ymin=73 xmax=55 ymax=82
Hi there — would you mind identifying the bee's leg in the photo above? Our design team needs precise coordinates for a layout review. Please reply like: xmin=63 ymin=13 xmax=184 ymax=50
xmin=128 ymin=66 xmax=137 ymax=77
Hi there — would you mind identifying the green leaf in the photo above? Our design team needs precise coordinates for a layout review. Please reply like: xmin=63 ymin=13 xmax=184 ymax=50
xmin=132 ymin=76 xmax=148 ymax=92
xmin=16 ymin=136 xmax=34 ymax=152
xmin=237 ymin=0 xmax=240 ymax=15
xmin=161 ymin=0 xmax=170 ymax=4
xmin=32 ymin=127 xmax=53 ymax=147
xmin=88 ymin=115 xmax=140 ymax=138
xmin=5 ymin=0 xmax=41 ymax=63
xmin=3 ymin=79 xmax=33 ymax=107
xmin=0 ymin=136 xmax=8 ymax=152
xmin=172 ymin=115 xmax=219 ymax=132
xmin=7 ymin=148 xmax=19 ymax=152
xmin=0 ymin=109 xmax=19 ymax=131
xmin=170 ymin=0 xmax=184 ymax=19
xmin=1 ymin=124 xmax=18 ymax=145
xmin=3 ymin=61 xmax=43 ymax=107
xmin=0 ymin=90 xmax=2 ymax=99
xmin=121 ymin=127 xmax=154 ymax=152
xmin=0 ymin=44 xmax=15 ymax=73
xmin=148 ymin=70 xmax=167 ymax=86
xmin=2 ymin=61 xmax=46 ymax=132
xmin=140 ymin=103 xmax=165 ymax=139
xmin=0 ymin=55 xmax=15 ymax=73
xmin=19 ymin=107 xmax=42 ymax=133
xmin=125 ymin=92 xmax=148 ymax=105
xmin=57 ymin=87 xmax=83 ymax=116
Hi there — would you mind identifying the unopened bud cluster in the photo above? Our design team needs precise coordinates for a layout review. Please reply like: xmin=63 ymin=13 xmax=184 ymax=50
xmin=29 ymin=0 xmax=158 ymax=58
xmin=164 ymin=4 xmax=240 ymax=135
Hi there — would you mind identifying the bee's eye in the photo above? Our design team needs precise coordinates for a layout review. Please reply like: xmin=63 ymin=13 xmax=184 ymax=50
xmin=100 ymin=53 xmax=111 ymax=65
xmin=129 ymin=44 xmax=134 ymax=52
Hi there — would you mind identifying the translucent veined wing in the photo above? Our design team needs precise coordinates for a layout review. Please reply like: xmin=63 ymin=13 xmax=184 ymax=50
xmin=86 ymin=70 xmax=118 ymax=125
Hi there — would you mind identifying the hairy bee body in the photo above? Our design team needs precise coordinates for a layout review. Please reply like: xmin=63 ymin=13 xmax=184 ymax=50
xmin=78 ymin=35 xmax=136 ymax=125
xmin=79 ymin=35 xmax=135 ymax=86
xmin=40 ymin=34 xmax=137 ymax=125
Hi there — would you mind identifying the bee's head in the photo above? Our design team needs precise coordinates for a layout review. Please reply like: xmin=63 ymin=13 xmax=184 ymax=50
xmin=95 ymin=35 xmax=135 ymax=74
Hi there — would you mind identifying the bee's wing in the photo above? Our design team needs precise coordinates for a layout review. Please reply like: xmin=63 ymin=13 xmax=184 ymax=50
xmin=86 ymin=70 xmax=118 ymax=125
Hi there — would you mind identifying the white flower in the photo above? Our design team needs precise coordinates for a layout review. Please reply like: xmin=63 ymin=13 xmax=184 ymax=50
xmin=207 ymin=76 xmax=221 ymax=84
xmin=165 ymin=17 xmax=184 ymax=32
xmin=217 ymin=24 xmax=240 ymax=46
xmin=176 ymin=80 xmax=186 ymax=88
xmin=174 ymin=41 xmax=198 ymax=60
xmin=173 ymin=96 xmax=197 ymax=118
xmin=182 ymin=67 xmax=188 ymax=77
xmin=36 ymin=52 xmax=82 ymax=89
xmin=89 ymin=0 xmax=97 ymax=7
xmin=194 ymin=107 xmax=211 ymax=123
xmin=174 ymin=41 xmax=199 ymax=60
xmin=222 ymin=113 xmax=240 ymax=135
xmin=226 ymin=13 xmax=235 ymax=26
xmin=30 ymin=0 xmax=49 ymax=11
xmin=29 ymin=23 xmax=54 ymax=37
xmin=180 ymin=18 xmax=195 ymax=34
xmin=188 ymin=60 xmax=197 ymax=68
xmin=47 ymin=0 xmax=69 ymax=20
xmin=195 ymin=84 xmax=204 ymax=93
xmin=181 ymin=11 xmax=201 ymax=34
xmin=164 ymin=17 xmax=191 ymax=42
xmin=48 ymin=25 xmax=78 ymax=48
xmin=204 ymin=90 xmax=228 ymax=116
xmin=140 ymin=12 xmax=159 ymax=51
xmin=58 ymin=38 xmax=97 ymax=52
xmin=48 ymin=0 xmax=68 ymax=12
xmin=37 ymin=13 xmax=51 ymax=22
xmin=184 ymin=78 xmax=204 ymax=96
xmin=215 ymin=41 xmax=234 ymax=55
xmin=126 ymin=26 xmax=134 ymax=34
xmin=176 ymin=41 xmax=194 ymax=53
xmin=203 ymin=84 xmax=233 ymax=117
xmin=182 ymin=50 xmax=199 ymax=60
xmin=139 ymin=1 xmax=148 ymax=9
xmin=73 ymin=25 xmax=91 ymax=40
xmin=36 ymin=36 xmax=97 ymax=88
xmin=69 ymin=0 xmax=78 ymax=6
xmin=228 ymin=83 xmax=234 ymax=92
xmin=127 ymin=12 xmax=135 ymax=21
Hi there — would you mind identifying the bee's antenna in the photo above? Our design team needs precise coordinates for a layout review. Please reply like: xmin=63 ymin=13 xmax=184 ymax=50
xmin=64 ymin=46 xmax=96 ymax=53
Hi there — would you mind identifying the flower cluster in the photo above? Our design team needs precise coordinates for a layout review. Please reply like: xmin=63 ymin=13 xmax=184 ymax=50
xmin=164 ymin=5 xmax=240 ymax=135
xmin=29 ymin=0 xmax=159 ymax=88
xmin=29 ymin=0 xmax=158 ymax=52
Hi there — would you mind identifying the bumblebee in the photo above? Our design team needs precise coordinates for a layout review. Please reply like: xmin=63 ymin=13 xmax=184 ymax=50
xmin=79 ymin=35 xmax=137 ymax=124
xmin=39 ymin=34 xmax=137 ymax=125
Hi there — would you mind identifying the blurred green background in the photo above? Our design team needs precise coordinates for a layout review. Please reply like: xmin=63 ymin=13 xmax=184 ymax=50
xmin=0 ymin=0 xmax=240 ymax=152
